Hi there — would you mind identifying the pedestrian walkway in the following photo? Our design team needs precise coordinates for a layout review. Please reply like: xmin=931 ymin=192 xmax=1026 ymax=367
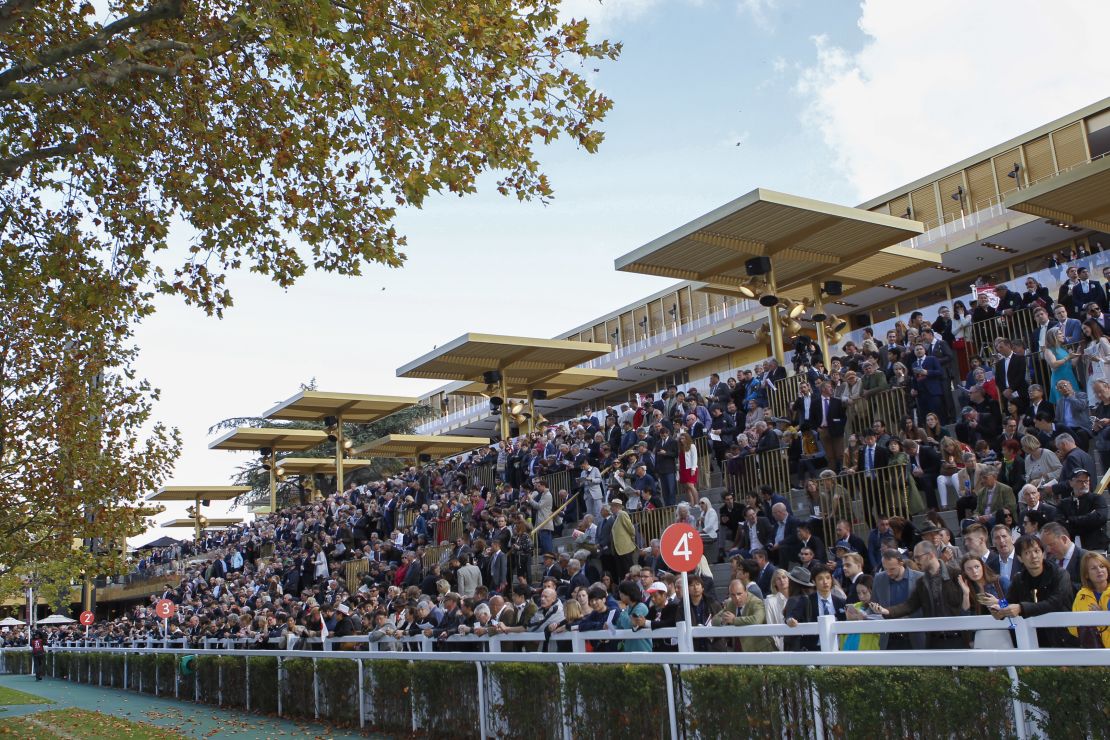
xmin=0 ymin=674 xmax=373 ymax=739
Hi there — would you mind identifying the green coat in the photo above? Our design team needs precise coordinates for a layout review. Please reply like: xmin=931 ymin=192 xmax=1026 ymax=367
xmin=976 ymin=483 xmax=1017 ymax=517
xmin=711 ymin=594 xmax=777 ymax=651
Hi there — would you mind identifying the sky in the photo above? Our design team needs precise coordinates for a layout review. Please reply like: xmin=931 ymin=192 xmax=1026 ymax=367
xmin=129 ymin=0 xmax=1110 ymax=542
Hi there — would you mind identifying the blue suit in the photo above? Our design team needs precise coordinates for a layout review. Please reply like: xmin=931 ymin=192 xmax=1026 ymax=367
xmin=1051 ymin=318 xmax=1083 ymax=345
xmin=911 ymin=354 xmax=945 ymax=420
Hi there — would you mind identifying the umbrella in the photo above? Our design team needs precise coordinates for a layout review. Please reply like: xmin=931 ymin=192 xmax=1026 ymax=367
xmin=0 ymin=617 xmax=25 ymax=626
xmin=36 ymin=614 xmax=76 ymax=624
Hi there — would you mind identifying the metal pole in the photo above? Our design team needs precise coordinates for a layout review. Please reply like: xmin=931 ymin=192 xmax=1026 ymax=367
xmin=661 ymin=663 xmax=679 ymax=740
xmin=335 ymin=415 xmax=345 ymax=494
xmin=245 ymin=657 xmax=250 ymax=711
xmin=313 ymin=657 xmax=319 ymax=720
xmin=269 ymin=455 xmax=277 ymax=513
xmin=811 ymin=281 xmax=830 ymax=366
xmin=276 ymin=656 xmax=283 ymax=717
xmin=357 ymin=658 xmax=365 ymax=729
xmin=680 ymin=571 xmax=694 ymax=653
xmin=1007 ymin=666 xmax=1029 ymax=739
xmin=765 ymin=271 xmax=786 ymax=367
xmin=476 ymin=662 xmax=489 ymax=740
xmin=498 ymin=375 xmax=510 ymax=442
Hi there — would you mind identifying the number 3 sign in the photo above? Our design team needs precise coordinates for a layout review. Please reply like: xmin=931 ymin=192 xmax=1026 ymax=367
xmin=661 ymin=523 xmax=703 ymax=573
xmin=155 ymin=599 xmax=176 ymax=619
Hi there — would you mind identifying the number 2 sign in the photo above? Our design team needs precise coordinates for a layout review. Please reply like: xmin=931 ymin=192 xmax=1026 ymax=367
xmin=661 ymin=523 xmax=703 ymax=573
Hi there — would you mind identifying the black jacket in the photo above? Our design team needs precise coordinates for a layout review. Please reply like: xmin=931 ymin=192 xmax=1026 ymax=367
xmin=1006 ymin=561 xmax=1075 ymax=647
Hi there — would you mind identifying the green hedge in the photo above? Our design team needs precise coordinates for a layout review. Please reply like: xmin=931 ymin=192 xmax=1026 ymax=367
xmin=248 ymin=656 xmax=279 ymax=715
xmin=218 ymin=656 xmax=246 ymax=708
xmin=487 ymin=663 xmax=563 ymax=740
xmin=107 ymin=653 xmax=126 ymax=688
xmin=195 ymin=655 xmax=219 ymax=704
xmin=316 ymin=658 xmax=359 ymax=726
xmin=156 ymin=653 xmax=176 ymax=696
xmin=1018 ymin=666 xmax=1110 ymax=740
xmin=133 ymin=653 xmax=156 ymax=693
xmin=366 ymin=660 xmax=412 ymax=736
xmin=684 ymin=665 xmax=815 ymax=739
xmin=410 ymin=661 xmax=479 ymax=739
xmin=563 ymin=664 xmax=668 ymax=740
xmin=280 ymin=658 xmax=316 ymax=720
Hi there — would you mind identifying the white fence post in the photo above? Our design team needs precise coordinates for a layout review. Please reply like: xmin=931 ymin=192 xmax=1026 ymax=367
xmin=276 ymin=656 xmax=283 ymax=717
xmin=312 ymin=657 xmax=319 ymax=720
xmin=245 ymin=656 xmax=250 ymax=711
xmin=357 ymin=659 xmax=365 ymax=730
xmin=476 ymin=662 xmax=488 ymax=740
xmin=661 ymin=664 xmax=679 ymax=740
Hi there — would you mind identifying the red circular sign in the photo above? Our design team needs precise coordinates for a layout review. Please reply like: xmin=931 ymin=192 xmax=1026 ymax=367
xmin=78 ymin=611 xmax=95 ymax=626
xmin=660 ymin=523 xmax=704 ymax=573
xmin=154 ymin=599 xmax=176 ymax=619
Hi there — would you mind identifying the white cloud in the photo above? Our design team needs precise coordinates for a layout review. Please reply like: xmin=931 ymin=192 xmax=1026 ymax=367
xmin=736 ymin=0 xmax=780 ymax=30
xmin=558 ymin=0 xmax=665 ymax=32
xmin=796 ymin=0 xmax=1110 ymax=201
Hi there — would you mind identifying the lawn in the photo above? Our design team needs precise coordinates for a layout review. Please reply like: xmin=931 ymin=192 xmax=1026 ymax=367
xmin=0 ymin=708 xmax=187 ymax=739
xmin=0 ymin=685 xmax=52 ymax=706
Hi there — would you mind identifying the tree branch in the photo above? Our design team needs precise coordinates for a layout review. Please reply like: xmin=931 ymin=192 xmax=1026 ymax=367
xmin=0 ymin=0 xmax=184 ymax=88
xmin=0 ymin=0 xmax=37 ymax=35
xmin=0 ymin=141 xmax=81 ymax=178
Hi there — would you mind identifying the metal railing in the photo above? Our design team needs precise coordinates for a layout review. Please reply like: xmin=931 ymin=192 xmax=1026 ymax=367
xmin=848 ymin=386 xmax=908 ymax=437
xmin=629 ymin=505 xmax=678 ymax=545
xmin=8 ymin=611 xmax=1109 ymax=740
xmin=723 ymin=446 xmax=792 ymax=498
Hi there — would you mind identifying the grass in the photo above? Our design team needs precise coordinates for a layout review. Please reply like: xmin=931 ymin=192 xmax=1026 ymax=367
xmin=0 ymin=685 xmax=53 ymax=706
xmin=0 ymin=708 xmax=188 ymax=739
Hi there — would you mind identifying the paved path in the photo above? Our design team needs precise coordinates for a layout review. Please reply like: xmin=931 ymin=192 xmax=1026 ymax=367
xmin=0 ymin=674 xmax=374 ymax=738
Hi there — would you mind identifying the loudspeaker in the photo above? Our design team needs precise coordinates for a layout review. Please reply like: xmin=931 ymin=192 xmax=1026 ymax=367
xmin=745 ymin=256 xmax=772 ymax=276
xmin=823 ymin=280 xmax=843 ymax=296
xmin=532 ymin=389 xmax=548 ymax=401
xmin=482 ymin=370 xmax=503 ymax=385
xmin=418 ymin=453 xmax=431 ymax=463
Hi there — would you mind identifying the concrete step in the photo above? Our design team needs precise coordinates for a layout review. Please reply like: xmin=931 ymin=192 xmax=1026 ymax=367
xmin=710 ymin=562 xmax=732 ymax=601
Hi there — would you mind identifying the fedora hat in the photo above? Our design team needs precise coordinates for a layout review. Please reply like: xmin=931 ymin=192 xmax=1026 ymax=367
xmin=786 ymin=566 xmax=813 ymax=587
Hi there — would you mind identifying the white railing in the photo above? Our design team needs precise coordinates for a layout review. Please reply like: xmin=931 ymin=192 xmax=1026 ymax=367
xmin=6 ymin=612 xmax=1109 ymax=740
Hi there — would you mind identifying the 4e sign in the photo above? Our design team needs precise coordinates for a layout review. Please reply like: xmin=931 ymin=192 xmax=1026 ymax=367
xmin=660 ymin=523 xmax=703 ymax=573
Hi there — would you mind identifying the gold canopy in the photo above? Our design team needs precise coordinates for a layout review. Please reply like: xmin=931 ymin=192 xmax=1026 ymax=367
xmin=353 ymin=434 xmax=491 ymax=460
xmin=147 ymin=485 xmax=251 ymax=502
xmin=264 ymin=391 xmax=419 ymax=424
xmin=397 ymin=333 xmax=611 ymax=385
xmin=1004 ymin=155 xmax=1110 ymax=232
xmin=275 ymin=457 xmax=375 ymax=475
xmin=208 ymin=427 xmax=328 ymax=452
xmin=162 ymin=518 xmax=243 ymax=529
xmin=450 ymin=367 xmax=619 ymax=400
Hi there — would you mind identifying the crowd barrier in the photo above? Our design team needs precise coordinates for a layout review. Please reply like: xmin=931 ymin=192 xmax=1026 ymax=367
xmin=723 ymin=446 xmax=791 ymax=498
xmin=629 ymin=505 xmax=678 ymax=545
xmin=693 ymin=436 xmax=712 ymax=488
xmin=769 ymin=374 xmax=806 ymax=420
xmin=6 ymin=611 xmax=1108 ymax=739
xmin=847 ymin=386 xmax=907 ymax=437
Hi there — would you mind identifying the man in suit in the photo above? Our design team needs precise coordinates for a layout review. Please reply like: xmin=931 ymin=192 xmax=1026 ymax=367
xmin=853 ymin=428 xmax=890 ymax=474
xmin=880 ymin=330 xmax=906 ymax=378
xmin=922 ymin=327 xmax=958 ymax=418
xmin=539 ymin=552 xmax=565 ymax=582
xmin=1057 ymin=265 xmax=1080 ymax=318
xmin=787 ymin=520 xmax=826 ymax=570
xmin=985 ymin=525 xmax=1024 ymax=593
xmin=816 ymin=382 xmax=847 ymax=471
xmin=487 ymin=539 xmax=508 ymax=594
xmin=785 ymin=568 xmax=846 ymax=650
xmin=1054 ymin=380 xmax=1092 ymax=449
xmin=872 ymin=550 xmax=925 ymax=649
xmin=1047 ymin=432 xmax=1095 ymax=500
xmin=653 ymin=426 xmax=679 ymax=507
xmin=768 ymin=502 xmax=798 ymax=567
xmin=873 ymin=542 xmax=965 ymax=649
xmin=905 ymin=440 xmax=941 ymax=510
xmin=975 ymin=466 xmax=1017 ymax=521
xmin=1024 ymin=384 xmax=1055 ymax=429
xmin=712 ymin=579 xmax=776 ymax=651
xmin=753 ymin=549 xmax=776 ymax=595
xmin=1051 ymin=303 xmax=1083 ymax=345
xmin=910 ymin=343 xmax=946 ymax=422
xmin=1028 ymin=307 xmax=1054 ymax=388
xmin=1057 ymin=468 xmax=1109 ymax=551
xmin=609 ymin=498 xmax=638 ymax=581
xmin=994 ymin=337 xmax=1029 ymax=414
xmin=709 ymin=372 xmax=732 ymax=409
xmin=735 ymin=505 xmax=774 ymax=557
xmin=994 ymin=283 xmax=1023 ymax=316
xmin=1085 ymin=302 xmax=1110 ymax=336
xmin=1018 ymin=483 xmax=1058 ymax=523
xmin=1039 ymin=522 xmax=1086 ymax=592
xmin=1071 ymin=265 xmax=1106 ymax=314
xmin=792 ymin=381 xmax=822 ymax=430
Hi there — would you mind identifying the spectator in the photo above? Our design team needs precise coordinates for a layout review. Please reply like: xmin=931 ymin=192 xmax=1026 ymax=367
xmin=712 ymin=579 xmax=776 ymax=652
xmin=986 ymin=535 xmax=1075 ymax=647
xmin=1069 ymin=552 xmax=1110 ymax=649
xmin=872 ymin=542 xmax=965 ymax=649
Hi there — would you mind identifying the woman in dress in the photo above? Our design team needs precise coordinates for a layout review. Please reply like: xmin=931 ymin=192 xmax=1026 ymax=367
xmin=1081 ymin=319 xmax=1110 ymax=405
xmin=677 ymin=432 xmax=699 ymax=505
xmin=887 ymin=438 xmax=926 ymax=515
xmin=1021 ymin=434 xmax=1061 ymax=490
xmin=1044 ymin=326 xmax=1080 ymax=403
xmin=958 ymin=555 xmax=1013 ymax=649
xmin=743 ymin=399 xmax=766 ymax=432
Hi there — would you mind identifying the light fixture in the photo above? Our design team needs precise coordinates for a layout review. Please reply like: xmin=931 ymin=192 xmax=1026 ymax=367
xmin=783 ymin=316 xmax=803 ymax=335
xmin=509 ymin=401 xmax=526 ymax=416
xmin=811 ymin=311 xmax=828 ymax=323
xmin=639 ymin=317 xmax=648 ymax=331
xmin=611 ymin=329 xmax=619 ymax=341
xmin=668 ymin=304 xmax=677 ymax=321
xmin=758 ymin=294 xmax=779 ymax=307
xmin=981 ymin=241 xmax=1018 ymax=254
xmin=950 ymin=185 xmax=965 ymax=203
xmin=1007 ymin=163 xmax=1021 ymax=182
xmin=275 ymin=466 xmax=286 ymax=478
xmin=754 ymin=323 xmax=770 ymax=341
xmin=902 ymin=207 xmax=912 ymax=219
xmin=1044 ymin=219 xmax=1081 ymax=232
xmin=786 ymin=299 xmax=808 ymax=319
xmin=323 ymin=415 xmax=339 ymax=442
xmin=822 ymin=281 xmax=843 ymax=296
xmin=827 ymin=314 xmax=847 ymax=333
xmin=736 ymin=284 xmax=757 ymax=298
xmin=259 ymin=447 xmax=273 ymax=471
xmin=482 ymin=370 xmax=502 ymax=385
xmin=831 ymin=300 xmax=858 ymax=307
xmin=489 ymin=396 xmax=503 ymax=415
xmin=342 ymin=438 xmax=354 ymax=450
xmin=744 ymin=256 xmax=771 ymax=276
xmin=879 ymin=283 xmax=906 ymax=291
xmin=933 ymin=265 xmax=960 ymax=273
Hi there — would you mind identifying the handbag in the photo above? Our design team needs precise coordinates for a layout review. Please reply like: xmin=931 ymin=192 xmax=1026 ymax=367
xmin=1077 ymin=625 xmax=1103 ymax=649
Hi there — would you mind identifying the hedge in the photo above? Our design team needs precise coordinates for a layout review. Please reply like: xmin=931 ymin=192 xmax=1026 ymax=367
xmin=8 ymin=652 xmax=1109 ymax=739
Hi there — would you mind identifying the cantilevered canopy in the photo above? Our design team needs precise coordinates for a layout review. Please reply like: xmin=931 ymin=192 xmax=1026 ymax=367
xmin=162 ymin=518 xmax=243 ymax=528
xmin=353 ymin=434 xmax=490 ymax=460
xmin=209 ymin=427 xmax=327 ymax=452
xmin=276 ymin=457 xmax=375 ymax=475
xmin=1004 ymin=155 xmax=1110 ymax=232
xmin=264 ymin=391 xmax=419 ymax=424
xmin=615 ymin=188 xmax=933 ymax=295
xmin=148 ymin=485 xmax=251 ymax=502
xmin=397 ymin=333 xmax=611 ymax=385
xmin=451 ymin=367 xmax=619 ymax=400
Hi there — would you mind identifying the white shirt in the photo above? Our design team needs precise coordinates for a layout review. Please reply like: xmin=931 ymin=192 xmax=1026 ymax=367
xmin=1060 ymin=542 xmax=1076 ymax=570
xmin=997 ymin=550 xmax=1016 ymax=584
xmin=819 ymin=596 xmax=835 ymax=617
xmin=747 ymin=521 xmax=763 ymax=552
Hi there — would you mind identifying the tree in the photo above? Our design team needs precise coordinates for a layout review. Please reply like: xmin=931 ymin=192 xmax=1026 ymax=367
xmin=0 ymin=230 xmax=180 ymax=601
xmin=1 ymin=0 xmax=620 ymax=314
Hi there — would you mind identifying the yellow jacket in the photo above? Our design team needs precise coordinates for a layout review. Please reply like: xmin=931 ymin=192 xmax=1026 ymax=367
xmin=611 ymin=510 xmax=636 ymax=556
xmin=1069 ymin=587 xmax=1110 ymax=648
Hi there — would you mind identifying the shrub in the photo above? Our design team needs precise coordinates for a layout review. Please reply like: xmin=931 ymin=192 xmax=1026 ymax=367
xmin=1018 ymin=666 xmax=1110 ymax=740
xmin=563 ymin=664 xmax=668 ymax=740
xmin=366 ymin=660 xmax=412 ymax=735
xmin=316 ymin=658 xmax=359 ymax=726
xmin=410 ymin=661 xmax=479 ymax=739
xmin=195 ymin=655 xmax=220 ymax=704
xmin=247 ymin=656 xmax=280 ymax=715
xmin=684 ymin=665 xmax=814 ymax=740
xmin=487 ymin=663 xmax=563 ymax=740
xmin=156 ymin=653 xmax=176 ymax=696
xmin=280 ymin=658 xmax=316 ymax=720
xmin=218 ymin=656 xmax=246 ymax=708
xmin=133 ymin=653 xmax=156 ymax=694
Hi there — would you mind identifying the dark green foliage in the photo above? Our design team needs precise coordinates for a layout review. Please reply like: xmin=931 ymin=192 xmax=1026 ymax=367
xmin=1018 ymin=666 xmax=1110 ymax=740
xmin=195 ymin=655 xmax=219 ymax=704
xmin=247 ymin=656 xmax=280 ymax=715
xmin=410 ymin=661 xmax=479 ymax=739
xmin=156 ymin=653 xmax=176 ymax=695
xmin=280 ymin=658 xmax=316 ymax=720
xmin=562 ymin=664 xmax=668 ymax=740
xmin=218 ymin=656 xmax=246 ymax=708
xmin=487 ymin=662 xmax=563 ymax=740
xmin=316 ymin=658 xmax=359 ymax=726
xmin=366 ymin=660 xmax=412 ymax=735
xmin=684 ymin=665 xmax=816 ymax=740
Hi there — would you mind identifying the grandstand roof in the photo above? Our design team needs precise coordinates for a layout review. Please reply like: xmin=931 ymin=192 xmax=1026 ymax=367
xmin=274 ymin=457 xmax=375 ymax=475
xmin=450 ymin=367 xmax=619 ymax=400
xmin=263 ymin=390 xmax=418 ymax=424
xmin=396 ymin=333 xmax=612 ymax=384
xmin=1004 ymin=154 xmax=1110 ymax=233
xmin=614 ymin=188 xmax=934 ymax=295
xmin=352 ymin=433 xmax=490 ymax=459
xmin=208 ymin=427 xmax=327 ymax=452
xmin=162 ymin=518 xmax=243 ymax=529
xmin=148 ymin=485 xmax=251 ymax=502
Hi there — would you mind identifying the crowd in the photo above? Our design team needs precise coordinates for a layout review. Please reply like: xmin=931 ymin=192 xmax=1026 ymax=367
xmin=4 ymin=256 xmax=1109 ymax=656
